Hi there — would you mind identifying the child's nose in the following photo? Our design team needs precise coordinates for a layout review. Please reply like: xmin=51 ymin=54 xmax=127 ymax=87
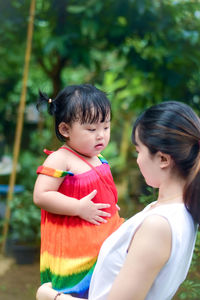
xmin=97 ymin=130 xmax=104 ymax=139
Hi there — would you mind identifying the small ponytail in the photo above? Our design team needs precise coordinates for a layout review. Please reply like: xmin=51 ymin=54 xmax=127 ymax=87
xmin=36 ymin=90 xmax=56 ymax=116
xmin=36 ymin=84 xmax=111 ymax=142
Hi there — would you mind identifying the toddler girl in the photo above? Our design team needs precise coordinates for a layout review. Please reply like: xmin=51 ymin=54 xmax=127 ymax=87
xmin=33 ymin=84 xmax=124 ymax=298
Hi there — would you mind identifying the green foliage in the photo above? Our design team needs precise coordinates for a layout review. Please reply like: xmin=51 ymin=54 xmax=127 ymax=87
xmin=1 ymin=0 xmax=200 ymax=149
xmin=29 ymin=130 xmax=52 ymax=154
xmin=188 ymin=230 xmax=200 ymax=274
xmin=138 ymin=187 xmax=158 ymax=206
xmin=9 ymin=191 xmax=41 ymax=245
xmin=17 ymin=151 xmax=41 ymax=190
xmin=1 ymin=0 xmax=200 ymax=106
xmin=177 ymin=279 xmax=200 ymax=300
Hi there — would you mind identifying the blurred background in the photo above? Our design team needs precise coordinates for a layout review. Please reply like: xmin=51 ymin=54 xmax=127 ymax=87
xmin=0 ymin=0 xmax=200 ymax=299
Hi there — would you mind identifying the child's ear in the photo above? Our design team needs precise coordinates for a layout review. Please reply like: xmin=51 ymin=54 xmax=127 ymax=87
xmin=158 ymin=151 xmax=172 ymax=169
xmin=58 ymin=122 xmax=70 ymax=138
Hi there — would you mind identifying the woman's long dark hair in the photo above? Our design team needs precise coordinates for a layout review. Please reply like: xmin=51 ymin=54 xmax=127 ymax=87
xmin=132 ymin=101 xmax=200 ymax=224
xmin=37 ymin=84 xmax=111 ymax=142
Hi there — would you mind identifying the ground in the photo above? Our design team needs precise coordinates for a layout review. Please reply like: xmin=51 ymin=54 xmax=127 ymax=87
xmin=0 ymin=255 xmax=40 ymax=300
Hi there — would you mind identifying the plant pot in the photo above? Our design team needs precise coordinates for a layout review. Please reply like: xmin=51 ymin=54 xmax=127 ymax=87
xmin=12 ymin=244 xmax=39 ymax=265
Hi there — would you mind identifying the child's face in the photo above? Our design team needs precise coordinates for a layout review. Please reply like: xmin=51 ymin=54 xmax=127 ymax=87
xmin=135 ymin=130 xmax=161 ymax=188
xmin=65 ymin=117 xmax=110 ymax=158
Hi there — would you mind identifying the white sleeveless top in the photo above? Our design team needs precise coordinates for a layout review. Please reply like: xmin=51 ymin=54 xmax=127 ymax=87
xmin=88 ymin=202 xmax=197 ymax=300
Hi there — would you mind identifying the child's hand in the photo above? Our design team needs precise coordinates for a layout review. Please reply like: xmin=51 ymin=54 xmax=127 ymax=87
xmin=78 ymin=190 xmax=111 ymax=225
xmin=116 ymin=204 xmax=120 ymax=211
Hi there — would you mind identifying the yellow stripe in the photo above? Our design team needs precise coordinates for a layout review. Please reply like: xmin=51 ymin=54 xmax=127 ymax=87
xmin=40 ymin=251 xmax=97 ymax=276
xmin=54 ymin=170 xmax=62 ymax=177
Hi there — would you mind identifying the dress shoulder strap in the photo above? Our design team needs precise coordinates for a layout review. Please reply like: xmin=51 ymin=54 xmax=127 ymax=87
xmin=43 ymin=149 xmax=53 ymax=155
xmin=60 ymin=146 xmax=109 ymax=185
xmin=36 ymin=148 xmax=74 ymax=177
xmin=36 ymin=165 xmax=74 ymax=177
xmin=97 ymin=154 xmax=108 ymax=165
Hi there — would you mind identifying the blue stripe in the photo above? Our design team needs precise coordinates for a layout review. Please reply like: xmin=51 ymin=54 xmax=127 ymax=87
xmin=56 ymin=265 xmax=95 ymax=296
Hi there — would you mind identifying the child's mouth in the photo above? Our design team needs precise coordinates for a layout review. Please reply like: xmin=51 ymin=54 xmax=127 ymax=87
xmin=95 ymin=144 xmax=104 ymax=149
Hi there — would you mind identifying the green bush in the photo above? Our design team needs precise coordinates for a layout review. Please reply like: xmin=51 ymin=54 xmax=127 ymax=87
xmin=9 ymin=191 xmax=41 ymax=245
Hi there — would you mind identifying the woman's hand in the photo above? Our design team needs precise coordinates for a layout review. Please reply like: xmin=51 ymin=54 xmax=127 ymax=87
xmin=36 ymin=283 xmax=81 ymax=300
xmin=36 ymin=282 xmax=54 ymax=300
xmin=78 ymin=190 xmax=111 ymax=225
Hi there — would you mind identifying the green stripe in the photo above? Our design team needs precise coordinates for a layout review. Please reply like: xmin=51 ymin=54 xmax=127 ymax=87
xmin=41 ymin=265 xmax=95 ymax=290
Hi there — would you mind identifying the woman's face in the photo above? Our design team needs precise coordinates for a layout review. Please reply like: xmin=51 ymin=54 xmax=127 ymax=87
xmin=135 ymin=130 xmax=161 ymax=188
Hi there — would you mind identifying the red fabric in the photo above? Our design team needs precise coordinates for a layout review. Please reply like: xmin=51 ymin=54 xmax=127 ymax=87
xmin=41 ymin=162 xmax=119 ymax=226
xmin=40 ymin=148 xmax=124 ymax=293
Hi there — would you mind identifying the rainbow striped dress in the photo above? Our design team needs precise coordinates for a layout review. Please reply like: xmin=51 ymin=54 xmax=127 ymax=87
xmin=36 ymin=149 xmax=124 ymax=298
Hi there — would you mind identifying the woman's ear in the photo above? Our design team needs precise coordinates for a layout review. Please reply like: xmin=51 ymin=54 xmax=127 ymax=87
xmin=58 ymin=122 xmax=70 ymax=139
xmin=158 ymin=151 xmax=172 ymax=169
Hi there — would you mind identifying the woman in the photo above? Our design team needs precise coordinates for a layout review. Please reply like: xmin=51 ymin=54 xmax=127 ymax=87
xmin=37 ymin=101 xmax=199 ymax=300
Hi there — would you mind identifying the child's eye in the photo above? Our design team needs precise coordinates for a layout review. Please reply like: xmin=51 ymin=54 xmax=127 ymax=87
xmin=88 ymin=128 xmax=96 ymax=132
xmin=104 ymin=126 xmax=109 ymax=130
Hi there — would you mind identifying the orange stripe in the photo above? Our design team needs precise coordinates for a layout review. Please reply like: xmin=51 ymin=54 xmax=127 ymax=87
xmin=41 ymin=212 xmax=123 ymax=258
xmin=45 ymin=166 xmax=56 ymax=176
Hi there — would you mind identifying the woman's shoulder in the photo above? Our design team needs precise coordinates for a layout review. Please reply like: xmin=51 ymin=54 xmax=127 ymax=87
xmin=143 ymin=204 xmax=197 ymax=241
xmin=140 ymin=214 xmax=172 ymax=239
xmin=128 ymin=214 xmax=172 ymax=265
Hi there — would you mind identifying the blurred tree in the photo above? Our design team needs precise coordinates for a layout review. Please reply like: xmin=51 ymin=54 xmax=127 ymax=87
xmin=1 ymin=0 xmax=200 ymax=186
xmin=1 ymin=0 xmax=200 ymax=110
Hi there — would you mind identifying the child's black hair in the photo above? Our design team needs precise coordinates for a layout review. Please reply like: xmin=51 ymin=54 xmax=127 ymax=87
xmin=37 ymin=84 xmax=111 ymax=142
xmin=132 ymin=101 xmax=200 ymax=224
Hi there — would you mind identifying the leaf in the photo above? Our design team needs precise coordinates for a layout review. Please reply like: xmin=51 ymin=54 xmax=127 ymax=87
xmin=67 ymin=5 xmax=86 ymax=14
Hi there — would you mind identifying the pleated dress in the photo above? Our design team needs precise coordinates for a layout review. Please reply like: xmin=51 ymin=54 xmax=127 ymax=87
xmin=36 ymin=147 xmax=124 ymax=298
